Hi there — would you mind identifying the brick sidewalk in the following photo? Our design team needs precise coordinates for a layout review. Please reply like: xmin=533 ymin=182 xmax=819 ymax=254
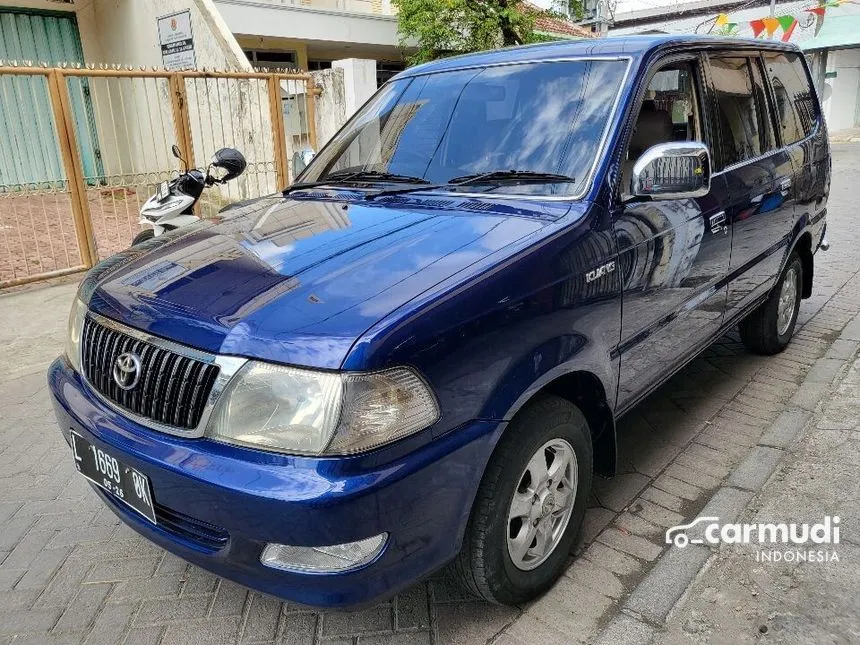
xmin=655 ymin=340 xmax=860 ymax=644
xmin=2 ymin=144 xmax=859 ymax=645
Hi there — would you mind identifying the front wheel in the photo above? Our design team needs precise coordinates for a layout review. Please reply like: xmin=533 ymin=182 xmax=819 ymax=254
xmin=739 ymin=251 xmax=803 ymax=355
xmin=131 ymin=228 xmax=155 ymax=246
xmin=452 ymin=395 xmax=592 ymax=605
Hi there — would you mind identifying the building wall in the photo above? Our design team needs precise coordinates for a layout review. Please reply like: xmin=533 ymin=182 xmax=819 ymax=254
xmin=822 ymin=48 xmax=860 ymax=131
xmin=310 ymin=67 xmax=347 ymax=149
xmin=236 ymin=35 xmax=309 ymax=70
xmin=88 ymin=0 xmax=250 ymax=70
xmin=214 ymin=0 xmax=400 ymax=47
xmin=310 ymin=58 xmax=378 ymax=149
xmin=0 ymin=0 xmax=262 ymax=186
xmin=0 ymin=0 xmax=250 ymax=70
xmin=71 ymin=1 xmax=252 ymax=181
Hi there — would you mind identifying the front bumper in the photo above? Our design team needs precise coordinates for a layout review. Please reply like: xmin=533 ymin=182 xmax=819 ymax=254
xmin=48 ymin=357 xmax=501 ymax=607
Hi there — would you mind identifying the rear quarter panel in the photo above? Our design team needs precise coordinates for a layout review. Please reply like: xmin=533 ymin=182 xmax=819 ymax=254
xmin=785 ymin=97 xmax=830 ymax=256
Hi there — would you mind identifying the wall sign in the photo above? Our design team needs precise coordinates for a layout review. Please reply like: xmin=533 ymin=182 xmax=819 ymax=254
xmin=157 ymin=10 xmax=195 ymax=70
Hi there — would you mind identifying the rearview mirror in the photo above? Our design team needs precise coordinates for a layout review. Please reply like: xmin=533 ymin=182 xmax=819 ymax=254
xmin=631 ymin=142 xmax=711 ymax=200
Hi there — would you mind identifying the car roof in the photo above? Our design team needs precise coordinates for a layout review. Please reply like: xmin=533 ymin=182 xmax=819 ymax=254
xmin=393 ymin=35 xmax=803 ymax=80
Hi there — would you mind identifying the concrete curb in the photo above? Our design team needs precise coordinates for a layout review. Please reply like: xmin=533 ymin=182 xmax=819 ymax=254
xmin=593 ymin=311 xmax=860 ymax=644
xmin=759 ymin=408 xmax=811 ymax=449
xmin=726 ymin=445 xmax=785 ymax=491
xmin=594 ymin=612 xmax=657 ymax=645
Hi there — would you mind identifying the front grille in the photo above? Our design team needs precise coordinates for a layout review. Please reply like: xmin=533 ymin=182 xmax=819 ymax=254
xmin=81 ymin=317 xmax=220 ymax=430
xmin=154 ymin=502 xmax=230 ymax=552
xmin=96 ymin=487 xmax=229 ymax=552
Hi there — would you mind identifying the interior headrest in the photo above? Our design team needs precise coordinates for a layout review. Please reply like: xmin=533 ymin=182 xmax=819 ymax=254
xmin=630 ymin=105 xmax=673 ymax=155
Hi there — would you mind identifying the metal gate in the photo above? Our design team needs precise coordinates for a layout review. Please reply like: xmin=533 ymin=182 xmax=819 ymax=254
xmin=0 ymin=65 xmax=318 ymax=288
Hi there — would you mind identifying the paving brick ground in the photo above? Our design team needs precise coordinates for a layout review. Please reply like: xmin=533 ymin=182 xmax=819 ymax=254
xmin=656 ymin=343 xmax=860 ymax=644
xmin=1 ymin=144 xmax=859 ymax=645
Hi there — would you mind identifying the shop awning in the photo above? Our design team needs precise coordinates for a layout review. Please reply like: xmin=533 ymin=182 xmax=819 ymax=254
xmin=802 ymin=15 xmax=860 ymax=51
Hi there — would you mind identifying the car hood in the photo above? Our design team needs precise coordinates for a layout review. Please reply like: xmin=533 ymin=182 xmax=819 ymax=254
xmin=82 ymin=193 xmax=567 ymax=369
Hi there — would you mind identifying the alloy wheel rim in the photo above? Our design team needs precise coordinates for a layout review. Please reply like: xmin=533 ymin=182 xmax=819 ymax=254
xmin=777 ymin=266 xmax=798 ymax=336
xmin=506 ymin=438 xmax=577 ymax=571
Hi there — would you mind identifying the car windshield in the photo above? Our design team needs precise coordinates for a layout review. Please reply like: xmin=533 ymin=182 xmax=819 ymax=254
xmin=300 ymin=58 xmax=629 ymax=197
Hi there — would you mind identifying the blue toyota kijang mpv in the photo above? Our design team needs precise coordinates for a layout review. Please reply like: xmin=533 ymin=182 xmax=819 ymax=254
xmin=49 ymin=36 xmax=830 ymax=607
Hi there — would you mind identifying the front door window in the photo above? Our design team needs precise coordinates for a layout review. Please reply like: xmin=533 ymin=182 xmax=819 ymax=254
xmin=622 ymin=62 xmax=701 ymax=194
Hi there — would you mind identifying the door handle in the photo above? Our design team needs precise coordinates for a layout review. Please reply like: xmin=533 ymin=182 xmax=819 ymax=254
xmin=710 ymin=211 xmax=728 ymax=235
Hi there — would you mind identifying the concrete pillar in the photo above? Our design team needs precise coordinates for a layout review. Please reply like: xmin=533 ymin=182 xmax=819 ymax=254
xmin=311 ymin=67 xmax=348 ymax=149
xmin=332 ymin=58 xmax=377 ymax=118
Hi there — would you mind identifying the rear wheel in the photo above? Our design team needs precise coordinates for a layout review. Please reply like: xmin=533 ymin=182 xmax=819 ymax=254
xmin=452 ymin=395 xmax=592 ymax=604
xmin=739 ymin=251 xmax=803 ymax=355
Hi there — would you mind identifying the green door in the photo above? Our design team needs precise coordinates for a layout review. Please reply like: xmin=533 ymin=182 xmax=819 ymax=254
xmin=0 ymin=8 xmax=102 ymax=187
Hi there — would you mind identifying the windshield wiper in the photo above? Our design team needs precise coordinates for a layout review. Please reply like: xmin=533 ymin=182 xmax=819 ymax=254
xmin=292 ymin=168 xmax=576 ymax=200
xmin=329 ymin=170 xmax=431 ymax=184
xmin=448 ymin=170 xmax=575 ymax=186
xmin=365 ymin=169 xmax=576 ymax=200
xmin=365 ymin=182 xmax=452 ymax=200
xmin=284 ymin=170 xmax=431 ymax=195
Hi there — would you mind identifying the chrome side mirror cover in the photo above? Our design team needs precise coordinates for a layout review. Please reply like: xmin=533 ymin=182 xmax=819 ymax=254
xmin=631 ymin=141 xmax=711 ymax=200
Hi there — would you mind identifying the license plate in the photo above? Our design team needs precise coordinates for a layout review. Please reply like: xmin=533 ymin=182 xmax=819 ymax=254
xmin=70 ymin=432 xmax=156 ymax=524
xmin=155 ymin=181 xmax=170 ymax=202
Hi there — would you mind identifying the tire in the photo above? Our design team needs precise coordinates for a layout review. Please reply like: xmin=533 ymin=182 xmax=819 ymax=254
xmin=739 ymin=251 xmax=803 ymax=355
xmin=452 ymin=394 xmax=593 ymax=605
xmin=131 ymin=228 xmax=155 ymax=246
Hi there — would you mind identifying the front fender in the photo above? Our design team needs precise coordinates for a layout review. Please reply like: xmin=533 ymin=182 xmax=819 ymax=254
xmin=345 ymin=202 xmax=622 ymax=447
xmin=483 ymin=331 xmax=618 ymax=422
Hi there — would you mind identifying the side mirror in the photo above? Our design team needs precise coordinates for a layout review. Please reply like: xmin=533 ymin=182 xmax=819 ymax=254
xmin=171 ymin=144 xmax=188 ymax=172
xmin=292 ymin=148 xmax=316 ymax=176
xmin=631 ymin=142 xmax=711 ymax=200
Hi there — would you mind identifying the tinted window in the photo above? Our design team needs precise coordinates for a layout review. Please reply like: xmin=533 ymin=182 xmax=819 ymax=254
xmin=763 ymin=51 xmax=818 ymax=144
xmin=303 ymin=60 xmax=629 ymax=196
xmin=622 ymin=61 xmax=702 ymax=194
xmin=646 ymin=64 xmax=700 ymax=140
xmin=710 ymin=57 xmax=774 ymax=167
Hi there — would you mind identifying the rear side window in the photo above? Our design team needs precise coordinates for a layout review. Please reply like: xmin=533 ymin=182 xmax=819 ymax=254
xmin=709 ymin=56 xmax=774 ymax=168
xmin=762 ymin=51 xmax=818 ymax=144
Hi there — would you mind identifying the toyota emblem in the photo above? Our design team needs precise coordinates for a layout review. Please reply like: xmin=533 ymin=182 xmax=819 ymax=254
xmin=113 ymin=352 xmax=142 ymax=390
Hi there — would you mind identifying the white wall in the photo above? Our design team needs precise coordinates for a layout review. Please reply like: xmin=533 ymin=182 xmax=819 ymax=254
xmin=311 ymin=59 xmax=378 ymax=149
xmin=87 ymin=1 xmax=262 ymax=185
xmin=822 ymin=48 xmax=860 ymax=131
xmin=0 ymin=0 xmax=250 ymax=70
xmin=311 ymin=67 xmax=348 ymax=149
xmin=214 ymin=0 xmax=400 ymax=47
xmin=88 ymin=0 xmax=251 ymax=71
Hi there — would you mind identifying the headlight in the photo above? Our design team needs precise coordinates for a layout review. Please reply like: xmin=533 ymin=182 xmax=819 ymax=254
xmin=206 ymin=362 xmax=440 ymax=455
xmin=65 ymin=298 xmax=87 ymax=373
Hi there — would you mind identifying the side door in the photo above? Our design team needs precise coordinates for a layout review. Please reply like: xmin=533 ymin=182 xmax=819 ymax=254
xmin=614 ymin=53 xmax=732 ymax=412
xmin=706 ymin=53 xmax=795 ymax=320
